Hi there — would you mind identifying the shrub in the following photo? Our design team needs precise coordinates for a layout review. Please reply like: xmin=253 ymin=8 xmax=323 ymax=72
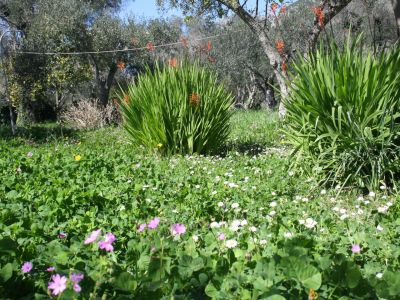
xmin=117 ymin=61 xmax=234 ymax=155
xmin=284 ymin=37 xmax=400 ymax=190
xmin=61 ymin=99 xmax=120 ymax=130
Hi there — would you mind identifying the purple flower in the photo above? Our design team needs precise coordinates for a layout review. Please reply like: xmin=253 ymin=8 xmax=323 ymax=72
xmin=58 ymin=232 xmax=67 ymax=239
xmin=171 ymin=224 xmax=186 ymax=236
xmin=21 ymin=261 xmax=33 ymax=273
xmin=147 ymin=217 xmax=160 ymax=229
xmin=98 ymin=233 xmax=116 ymax=252
xmin=46 ymin=266 xmax=55 ymax=272
xmin=70 ymin=273 xmax=84 ymax=293
xmin=48 ymin=274 xmax=67 ymax=296
xmin=351 ymin=244 xmax=361 ymax=254
xmin=138 ymin=223 xmax=147 ymax=232
xmin=218 ymin=233 xmax=225 ymax=241
xmin=84 ymin=229 xmax=101 ymax=245
xmin=27 ymin=151 xmax=33 ymax=157
xmin=70 ymin=272 xmax=84 ymax=283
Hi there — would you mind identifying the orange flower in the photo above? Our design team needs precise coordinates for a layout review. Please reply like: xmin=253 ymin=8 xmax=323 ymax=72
xmin=206 ymin=41 xmax=212 ymax=52
xmin=117 ymin=61 xmax=125 ymax=71
xmin=124 ymin=95 xmax=129 ymax=103
xmin=189 ymin=93 xmax=200 ymax=107
xmin=275 ymin=40 xmax=285 ymax=55
xmin=280 ymin=5 xmax=286 ymax=15
xmin=146 ymin=42 xmax=155 ymax=51
xmin=168 ymin=57 xmax=178 ymax=68
xmin=281 ymin=62 xmax=288 ymax=73
xmin=180 ymin=36 xmax=189 ymax=48
xmin=313 ymin=6 xmax=325 ymax=27
xmin=271 ymin=3 xmax=278 ymax=14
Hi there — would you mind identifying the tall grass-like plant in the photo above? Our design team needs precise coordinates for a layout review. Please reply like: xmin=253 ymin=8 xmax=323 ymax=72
xmin=117 ymin=61 xmax=234 ymax=155
xmin=284 ymin=37 xmax=400 ymax=190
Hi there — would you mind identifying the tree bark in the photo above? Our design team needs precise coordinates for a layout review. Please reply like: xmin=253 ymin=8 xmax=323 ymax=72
xmin=90 ymin=55 xmax=118 ymax=107
xmin=392 ymin=0 xmax=400 ymax=39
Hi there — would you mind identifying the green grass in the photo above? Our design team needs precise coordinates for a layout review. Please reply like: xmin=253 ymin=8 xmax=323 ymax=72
xmin=0 ymin=111 xmax=399 ymax=299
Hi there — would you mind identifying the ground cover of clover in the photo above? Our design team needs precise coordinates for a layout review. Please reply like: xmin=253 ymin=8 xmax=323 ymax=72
xmin=0 ymin=111 xmax=399 ymax=299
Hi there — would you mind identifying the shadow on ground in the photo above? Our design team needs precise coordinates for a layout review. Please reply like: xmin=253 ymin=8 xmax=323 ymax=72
xmin=0 ymin=124 xmax=79 ymax=144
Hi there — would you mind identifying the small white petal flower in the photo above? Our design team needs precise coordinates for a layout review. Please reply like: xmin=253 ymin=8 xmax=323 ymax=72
xmin=320 ymin=189 xmax=327 ymax=195
xmin=304 ymin=218 xmax=317 ymax=229
xmin=376 ymin=273 xmax=383 ymax=279
xmin=225 ymin=239 xmax=238 ymax=249
xmin=259 ymin=239 xmax=268 ymax=245
xmin=270 ymin=201 xmax=277 ymax=208
xmin=269 ymin=211 xmax=276 ymax=216
xmin=283 ymin=232 xmax=294 ymax=238
xmin=339 ymin=214 xmax=348 ymax=220
xmin=271 ymin=191 xmax=277 ymax=196
xmin=210 ymin=222 xmax=220 ymax=229
xmin=302 ymin=197 xmax=309 ymax=202
xmin=249 ymin=226 xmax=257 ymax=232
xmin=332 ymin=207 xmax=340 ymax=212
xmin=368 ymin=191 xmax=376 ymax=197
xmin=299 ymin=219 xmax=305 ymax=225
xmin=377 ymin=206 xmax=388 ymax=213
xmin=376 ymin=224 xmax=384 ymax=231
xmin=231 ymin=203 xmax=239 ymax=209
xmin=211 ymin=191 xmax=217 ymax=195
xmin=192 ymin=235 xmax=199 ymax=242
xmin=217 ymin=201 xmax=224 ymax=207
xmin=240 ymin=220 xmax=248 ymax=226
xmin=339 ymin=208 xmax=347 ymax=215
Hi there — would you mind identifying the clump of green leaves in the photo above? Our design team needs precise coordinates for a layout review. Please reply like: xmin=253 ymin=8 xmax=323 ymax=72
xmin=118 ymin=61 xmax=234 ymax=155
xmin=284 ymin=37 xmax=400 ymax=190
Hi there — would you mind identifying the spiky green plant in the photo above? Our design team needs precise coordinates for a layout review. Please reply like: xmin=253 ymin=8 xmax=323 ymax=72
xmin=117 ymin=61 xmax=234 ymax=155
xmin=284 ymin=37 xmax=400 ymax=190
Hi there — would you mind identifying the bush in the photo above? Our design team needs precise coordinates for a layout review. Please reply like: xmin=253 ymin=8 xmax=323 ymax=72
xmin=61 ymin=99 xmax=120 ymax=130
xmin=118 ymin=61 xmax=234 ymax=155
xmin=284 ymin=37 xmax=400 ymax=190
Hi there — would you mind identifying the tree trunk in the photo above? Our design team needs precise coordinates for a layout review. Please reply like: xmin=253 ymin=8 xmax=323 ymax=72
xmin=392 ymin=0 xmax=400 ymax=39
xmin=91 ymin=55 xmax=118 ymax=107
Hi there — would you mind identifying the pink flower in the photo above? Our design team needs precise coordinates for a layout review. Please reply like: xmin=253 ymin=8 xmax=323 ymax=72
xmin=148 ymin=217 xmax=160 ymax=229
xmin=27 ymin=151 xmax=33 ymax=157
xmin=48 ymin=274 xmax=67 ymax=296
xmin=218 ymin=233 xmax=225 ymax=241
xmin=98 ymin=233 xmax=116 ymax=252
xmin=70 ymin=273 xmax=84 ymax=293
xmin=46 ymin=266 xmax=55 ymax=272
xmin=84 ymin=229 xmax=101 ymax=244
xmin=351 ymin=244 xmax=361 ymax=253
xmin=58 ymin=232 xmax=67 ymax=239
xmin=21 ymin=261 xmax=33 ymax=273
xmin=171 ymin=224 xmax=186 ymax=236
xmin=138 ymin=223 xmax=147 ymax=232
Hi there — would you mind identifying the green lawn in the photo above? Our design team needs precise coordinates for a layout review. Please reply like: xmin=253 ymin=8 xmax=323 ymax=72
xmin=0 ymin=111 xmax=399 ymax=299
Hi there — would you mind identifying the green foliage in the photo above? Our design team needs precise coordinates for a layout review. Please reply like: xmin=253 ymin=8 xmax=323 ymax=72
xmin=284 ymin=37 xmax=400 ymax=190
xmin=118 ymin=61 xmax=234 ymax=155
xmin=0 ymin=113 xmax=399 ymax=298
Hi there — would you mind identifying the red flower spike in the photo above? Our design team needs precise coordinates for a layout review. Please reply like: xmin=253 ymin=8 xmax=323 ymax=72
xmin=281 ymin=62 xmax=288 ymax=74
xmin=271 ymin=3 xmax=278 ymax=14
xmin=124 ymin=95 xmax=129 ymax=104
xmin=275 ymin=40 xmax=285 ymax=55
xmin=146 ymin=42 xmax=155 ymax=52
xmin=313 ymin=6 xmax=325 ymax=27
xmin=280 ymin=6 xmax=286 ymax=15
xmin=117 ymin=62 xmax=125 ymax=71
xmin=168 ymin=57 xmax=178 ymax=68
xmin=206 ymin=41 xmax=212 ymax=52
xmin=189 ymin=93 xmax=200 ymax=106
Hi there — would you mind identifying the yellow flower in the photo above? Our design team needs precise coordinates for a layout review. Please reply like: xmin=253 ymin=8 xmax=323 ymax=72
xmin=74 ymin=155 xmax=81 ymax=161
xmin=157 ymin=143 xmax=163 ymax=149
